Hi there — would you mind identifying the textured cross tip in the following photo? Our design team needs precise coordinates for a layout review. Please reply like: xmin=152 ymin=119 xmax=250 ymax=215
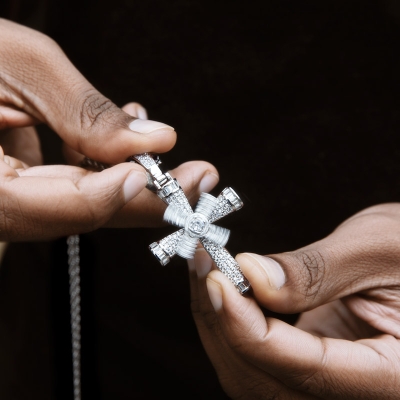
xmin=221 ymin=187 xmax=243 ymax=211
xmin=149 ymin=242 xmax=170 ymax=266
xmin=237 ymin=279 xmax=251 ymax=294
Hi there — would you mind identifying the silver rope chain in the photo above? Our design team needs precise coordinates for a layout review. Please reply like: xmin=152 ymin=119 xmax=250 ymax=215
xmin=67 ymin=234 xmax=82 ymax=400
xmin=66 ymin=158 xmax=108 ymax=400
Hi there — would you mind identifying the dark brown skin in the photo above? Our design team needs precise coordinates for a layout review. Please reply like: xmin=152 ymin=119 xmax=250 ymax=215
xmin=0 ymin=19 xmax=219 ymax=241
xmin=190 ymin=203 xmax=400 ymax=399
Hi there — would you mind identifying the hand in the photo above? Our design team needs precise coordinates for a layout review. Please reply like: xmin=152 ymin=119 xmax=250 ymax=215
xmin=189 ymin=203 xmax=400 ymax=399
xmin=0 ymin=103 xmax=218 ymax=240
xmin=0 ymin=18 xmax=175 ymax=163
xmin=0 ymin=19 xmax=219 ymax=240
xmin=62 ymin=102 xmax=220 ymax=228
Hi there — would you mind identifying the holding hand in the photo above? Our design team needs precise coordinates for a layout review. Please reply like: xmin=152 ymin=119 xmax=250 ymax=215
xmin=190 ymin=203 xmax=400 ymax=399
xmin=0 ymin=18 xmax=176 ymax=162
xmin=0 ymin=19 xmax=219 ymax=240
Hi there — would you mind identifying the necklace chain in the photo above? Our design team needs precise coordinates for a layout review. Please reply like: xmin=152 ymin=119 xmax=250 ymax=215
xmin=67 ymin=234 xmax=81 ymax=400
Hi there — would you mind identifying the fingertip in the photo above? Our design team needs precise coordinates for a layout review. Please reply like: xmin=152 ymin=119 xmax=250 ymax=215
xmin=75 ymin=119 xmax=177 ymax=164
xmin=122 ymin=168 xmax=148 ymax=203
xmin=137 ymin=106 xmax=148 ymax=120
xmin=128 ymin=123 xmax=177 ymax=156
xmin=208 ymin=269 xmax=269 ymax=346
xmin=237 ymin=253 xmax=286 ymax=290
xmin=236 ymin=253 xmax=268 ymax=289
xmin=207 ymin=269 xmax=243 ymax=307
xmin=168 ymin=161 xmax=219 ymax=204
xmin=122 ymin=102 xmax=148 ymax=119
xmin=199 ymin=172 xmax=219 ymax=193
xmin=3 ymin=155 xmax=27 ymax=169
xmin=235 ymin=253 xmax=289 ymax=311
xmin=88 ymin=126 xmax=177 ymax=164
xmin=128 ymin=119 xmax=174 ymax=134
xmin=193 ymin=248 xmax=213 ymax=278
xmin=146 ymin=126 xmax=177 ymax=153
xmin=206 ymin=276 xmax=223 ymax=312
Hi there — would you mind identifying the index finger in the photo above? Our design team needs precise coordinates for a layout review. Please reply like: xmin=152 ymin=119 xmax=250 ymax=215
xmin=0 ymin=160 xmax=147 ymax=241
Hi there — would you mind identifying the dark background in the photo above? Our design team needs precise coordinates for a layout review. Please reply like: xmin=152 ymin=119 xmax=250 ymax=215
xmin=1 ymin=0 xmax=400 ymax=399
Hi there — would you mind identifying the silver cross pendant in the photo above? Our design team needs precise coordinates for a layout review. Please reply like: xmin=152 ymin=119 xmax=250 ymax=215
xmin=131 ymin=153 xmax=250 ymax=295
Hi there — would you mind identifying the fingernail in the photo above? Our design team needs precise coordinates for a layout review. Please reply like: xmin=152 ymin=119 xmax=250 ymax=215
xmin=199 ymin=172 xmax=219 ymax=193
xmin=123 ymin=170 xmax=148 ymax=203
xmin=194 ymin=248 xmax=212 ymax=278
xmin=129 ymin=119 xmax=174 ymax=134
xmin=206 ymin=278 xmax=223 ymax=311
xmin=243 ymin=253 xmax=286 ymax=289
xmin=137 ymin=106 xmax=148 ymax=120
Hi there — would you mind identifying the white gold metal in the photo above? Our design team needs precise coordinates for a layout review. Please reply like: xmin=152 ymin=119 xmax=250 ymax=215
xmin=162 ymin=198 xmax=231 ymax=260
xmin=132 ymin=153 xmax=251 ymax=294
xmin=149 ymin=187 xmax=245 ymax=260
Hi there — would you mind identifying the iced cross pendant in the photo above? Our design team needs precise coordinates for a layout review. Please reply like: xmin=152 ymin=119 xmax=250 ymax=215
xmin=131 ymin=153 xmax=250 ymax=294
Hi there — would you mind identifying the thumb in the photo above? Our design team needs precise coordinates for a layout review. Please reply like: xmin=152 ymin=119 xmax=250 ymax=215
xmin=0 ymin=19 xmax=176 ymax=164
xmin=53 ymin=89 xmax=176 ymax=164
xmin=236 ymin=204 xmax=400 ymax=313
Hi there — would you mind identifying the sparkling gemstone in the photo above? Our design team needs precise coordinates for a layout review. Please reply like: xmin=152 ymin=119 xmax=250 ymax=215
xmin=189 ymin=218 xmax=206 ymax=233
xmin=186 ymin=213 xmax=209 ymax=237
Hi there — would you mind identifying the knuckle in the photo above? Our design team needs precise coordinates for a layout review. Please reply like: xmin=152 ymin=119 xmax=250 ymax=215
xmin=79 ymin=90 xmax=120 ymax=131
xmin=339 ymin=204 xmax=400 ymax=236
xmin=287 ymin=340 xmax=330 ymax=395
xmin=76 ymin=187 xmax=120 ymax=231
xmin=227 ymin=304 xmax=259 ymax=352
xmin=28 ymin=29 xmax=59 ymax=54
xmin=229 ymin=339 xmax=246 ymax=354
xmin=294 ymin=250 xmax=326 ymax=301
xmin=354 ymin=203 xmax=399 ymax=219
xmin=200 ymin=306 xmax=221 ymax=332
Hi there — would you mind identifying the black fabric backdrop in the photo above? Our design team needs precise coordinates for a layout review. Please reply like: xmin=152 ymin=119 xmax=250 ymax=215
xmin=1 ymin=1 xmax=400 ymax=399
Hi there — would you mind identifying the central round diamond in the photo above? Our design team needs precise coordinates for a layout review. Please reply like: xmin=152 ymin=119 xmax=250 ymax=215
xmin=190 ymin=218 xmax=206 ymax=233
xmin=187 ymin=213 xmax=209 ymax=237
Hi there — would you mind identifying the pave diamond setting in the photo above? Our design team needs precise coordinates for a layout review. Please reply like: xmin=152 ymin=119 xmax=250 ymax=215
xmin=131 ymin=153 xmax=250 ymax=294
